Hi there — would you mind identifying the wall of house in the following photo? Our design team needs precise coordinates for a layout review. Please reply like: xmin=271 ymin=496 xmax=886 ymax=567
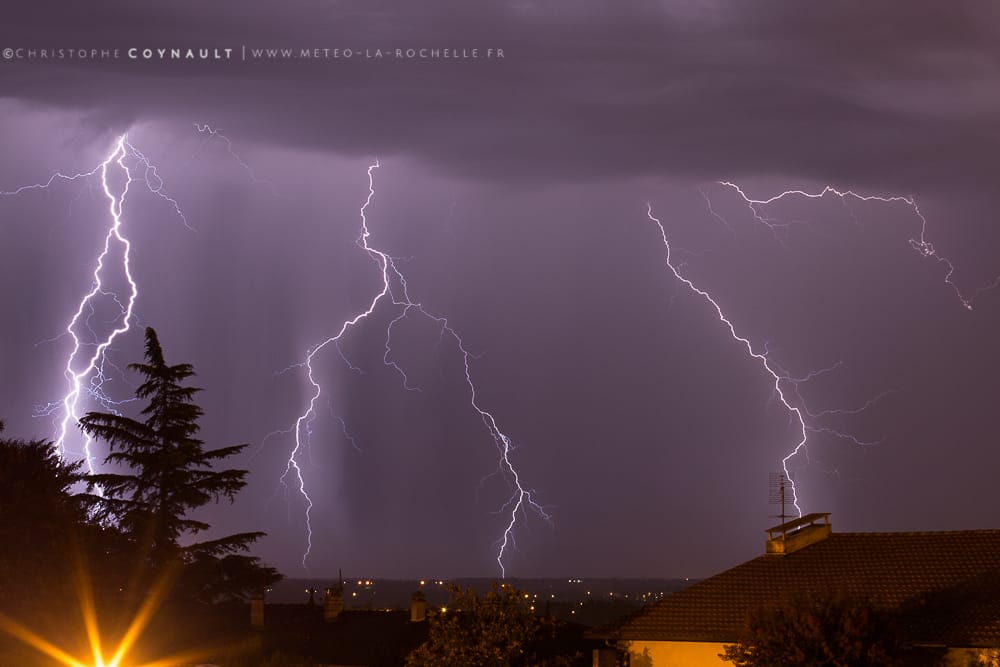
xmin=625 ymin=640 xmax=728 ymax=667
xmin=621 ymin=643 xmax=1000 ymax=666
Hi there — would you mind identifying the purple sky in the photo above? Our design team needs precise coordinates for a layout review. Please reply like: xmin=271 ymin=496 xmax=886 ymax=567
xmin=3 ymin=1 xmax=1000 ymax=580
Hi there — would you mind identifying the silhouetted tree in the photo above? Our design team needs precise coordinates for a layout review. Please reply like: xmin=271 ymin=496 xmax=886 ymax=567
xmin=967 ymin=650 xmax=1000 ymax=667
xmin=80 ymin=327 xmax=279 ymax=601
xmin=0 ymin=420 xmax=134 ymax=655
xmin=406 ymin=582 xmax=575 ymax=667
xmin=720 ymin=593 xmax=906 ymax=667
xmin=0 ymin=424 xmax=86 ymax=609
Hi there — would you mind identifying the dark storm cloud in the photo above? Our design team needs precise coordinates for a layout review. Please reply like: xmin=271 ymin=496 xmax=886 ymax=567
xmin=4 ymin=1 xmax=1000 ymax=191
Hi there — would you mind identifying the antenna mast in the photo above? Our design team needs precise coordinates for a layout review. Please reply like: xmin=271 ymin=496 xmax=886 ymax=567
xmin=768 ymin=472 xmax=792 ymax=524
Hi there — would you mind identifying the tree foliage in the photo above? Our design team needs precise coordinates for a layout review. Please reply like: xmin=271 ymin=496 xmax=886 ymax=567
xmin=0 ymin=420 xmax=135 ymax=656
xmin=0 ymin=421 xmax=87 ymax=546
xmin=79 ymin=327 xmax=279 ymax=601
xmin=968 ymin=650 xmax=1000 ymax=667
xmin=720 ymin=593 xmax=905 ymax=667
xmin=406 ymin=582 xmax=574 ymax=667
xmin=0 ymin=424 xmax=87 ymax=608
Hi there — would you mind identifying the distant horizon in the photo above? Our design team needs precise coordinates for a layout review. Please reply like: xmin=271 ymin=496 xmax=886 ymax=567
xmin=263 ymin=574 xmax=690 ymax=608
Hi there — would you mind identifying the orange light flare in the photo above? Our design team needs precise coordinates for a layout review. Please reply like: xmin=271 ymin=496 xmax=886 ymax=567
xmin=0 ymin=559 xmax=247 ymax=667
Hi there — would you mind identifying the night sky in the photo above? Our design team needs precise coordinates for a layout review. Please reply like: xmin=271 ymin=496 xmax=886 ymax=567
xmin=3 ymin=2 xmax=1000 ymax=581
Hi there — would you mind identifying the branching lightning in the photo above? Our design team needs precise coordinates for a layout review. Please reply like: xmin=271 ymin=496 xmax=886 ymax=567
xmin=193 ymin=123 xmax=275 ymax=194
xmin=2 ymin=135 xmax=187 ymax=471
xmin=645 ymin=202 xmax=887 ymax=516
xmin=282 ymin=161 xmax=549 ymax=575
xmin=717 ymin=182 xmax=1000 ymax=310
xmin=647 ymin=203 xmax=805 ymax=513
xmin=647 ymin=180 xmax=983 ymax=515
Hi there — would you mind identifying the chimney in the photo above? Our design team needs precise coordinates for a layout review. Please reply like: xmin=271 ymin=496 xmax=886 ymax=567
xmin=410 ymin=591 xmax=427 ymax=623
xmin=765 ymin=512 xmax=831 ymax=555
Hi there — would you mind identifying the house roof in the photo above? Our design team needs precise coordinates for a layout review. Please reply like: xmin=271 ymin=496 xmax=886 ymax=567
xmin=605 ymin=529 xmax=1000 ymax=646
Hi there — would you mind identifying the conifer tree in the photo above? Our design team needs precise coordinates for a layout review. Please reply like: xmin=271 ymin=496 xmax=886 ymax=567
xmin=80 ymin=327 xmax=279 ymax=601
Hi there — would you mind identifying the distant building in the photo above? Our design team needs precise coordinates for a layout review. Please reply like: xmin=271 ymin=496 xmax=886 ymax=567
xmin=592 ymin=513 xmax=1000 ymax=666
xmin=252 ymin=593 xmax=429 ymax=666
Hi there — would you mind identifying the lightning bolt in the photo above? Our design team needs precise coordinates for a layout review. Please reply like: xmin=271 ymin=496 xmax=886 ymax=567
xmin=655 ymin=180 xmax=996 ymax=508
xmin=282 ymin=161 xmax=549 ymax=576
xmin=717 ymin=182 xmax=1000 ymax=310
xmin=650 ymin=173 xmax=968 ymax=514
xmin=192 ymin=123 xmax=274 ymax=194
xmin=644 ymin=202 xmax=890 ymax=516
xmin=2 ymin=135 xmax=186 ymax=471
